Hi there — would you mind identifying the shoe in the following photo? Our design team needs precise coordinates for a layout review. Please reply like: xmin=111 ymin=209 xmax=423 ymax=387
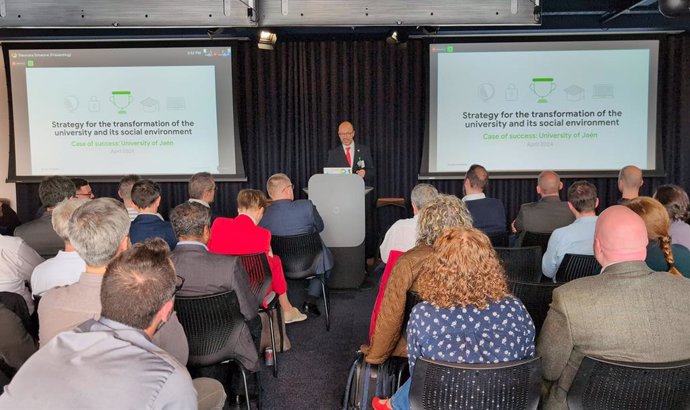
xmin=283 ymin=306 xmax=307 ymax=324
xmin=301 ymin=301 xmax=321 ymax=317
xmin=372 ymin=397 xmax=392 ymax=410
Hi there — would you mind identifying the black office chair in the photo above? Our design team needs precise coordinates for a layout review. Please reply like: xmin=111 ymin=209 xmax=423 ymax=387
xmin=568 ymin=356 xmax=690 ymax=410
xmin=271 ymin=232 xmax=331 ymax=331
xmin=555 ymin=253 xmax=601 ymax=283
xmin=508 ymin=280 xmax=561 ymax=336
xmin=522 ymin=231 xmax=552 ymax=254
xmin=409 ymin=356 xmax=542 ymax=410
xmin=175 ymin=291 xmax=258 ymax=410
xmin=495 ymin=246 xmax=543 ymax=283
xmin=486 ymin=231 xmax=509 ymax=247
xmin=239 ymin=253 xmax=280 ymax=377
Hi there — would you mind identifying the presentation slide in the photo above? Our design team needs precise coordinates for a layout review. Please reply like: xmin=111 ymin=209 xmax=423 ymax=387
xmin=426 ymin=40 xmax=660 ymax=176
xmin=6 ymin=44 xmax=244 ymax=180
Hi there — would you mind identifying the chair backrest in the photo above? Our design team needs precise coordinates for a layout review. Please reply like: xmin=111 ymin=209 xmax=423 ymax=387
xmin=508 ymin=280 xmax=561 ymax=336
xmin=495 ymin=246 xmax=543 ymax=283
xmin=238 ymin=253 xmax=273 ymax=306
xmin=410 ymin=356 xmax=542 ymax=410
xmin=522 ymin=231 xmax=552 ymax=254
xmin=174 ymin=291 xmax=247 ymax=367
xmin=486 ymin=231 xmax=509 ymax=247
xmin=568 ymin=356 xmax=690 ymax=410
xmin=0 ymin=292 xmax=32 ymax=335
xmin=271 ymin=232 xmax=323 ymax=279
xmin=555 ymin=253 xmax=601 ymax=283
xmin=402 ymin=290 xmax=422 ymax=334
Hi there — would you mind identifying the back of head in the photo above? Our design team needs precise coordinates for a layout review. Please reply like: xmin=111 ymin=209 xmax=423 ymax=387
xmin=567 ymin=181 xmax=598 ymax=213
xmin=52 ymin=198 xmax=91 ymax=242
xmin=68 ymin=198 xmax=130 ymax=267
xmin=71 ymin=178 xmax=89 ymax=191
xmin=39 ymin=176 xmax=76 ymax=208
xmin=118 ymin=174 xmax=142 ymax=201
xmin=594 ymin=205 xmax=648 ymax=266
xmin=237 ymin=189 xmax=267 ymax=210
xmin=537 ymin=171 xmax=561 ymax=196
xmin=465 ymin=164 xmax=489 ymax=192
xmin=416 ymin=227 xmax=508 ymax=309
xmin=653 ymin=184 xmax=689 ymax=222
xmin=131 ymin=179 xmax=161 ymax=209
xmin=626 ymin=197 xmax=671 ymax=241
xmin=618 ymin=165 xmax=643 ymax=191
xmin=101 ymin=238 xmax=176 ymax=330
xmin=410 ymin=183 xmax=439 ymax=210
xmin=170 ymin=202 xmax=211 ymax=240
xmin=417 ymin=194 xmax=473 ymax=246
xmin=266 ymin=173 xmax=292 ymax=199
xmin=188 ymin=172 xmax=215 ymax=200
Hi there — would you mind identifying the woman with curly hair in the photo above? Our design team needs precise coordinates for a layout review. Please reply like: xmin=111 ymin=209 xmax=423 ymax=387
xmin=626 ymin=196 xmax=690 ymax=277
xmin=373 ymin=227 xmax=536 ymax=410
xmin=653 ymin=184 xmax=690 ymax=250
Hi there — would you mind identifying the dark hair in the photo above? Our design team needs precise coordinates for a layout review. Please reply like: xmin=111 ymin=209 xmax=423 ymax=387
xmin=654 ymin=184 xmax=690 ymax=222
xmin=237 ymin=189 xmax=267 ymax=210
xmin=71 ymin=178 xmax=89 ymax=190
xmin=465 ymin=164 xmax=489 ymax=191
xmin=170 ymin=202 xmax=211 ymax=239
xmin=131 ymin=179 xmax=161 ymax=209
xmin=39 ymin=176 xmax=76 ymax=208
xmin=567 ymin=181 xmax=598 ymax=212
xmin=101 ymin=238 xmax=176 ymax=329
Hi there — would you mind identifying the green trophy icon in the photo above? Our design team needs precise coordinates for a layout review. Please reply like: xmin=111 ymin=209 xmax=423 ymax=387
xmin=110 ymin=90 xmax=133 ymax=114
xmin=529 ymin=78 xmax=556 ymax=103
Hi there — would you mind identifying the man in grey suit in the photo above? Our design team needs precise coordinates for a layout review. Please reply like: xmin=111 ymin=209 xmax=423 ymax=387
xmin=260 ymin=173 xmax=333 ymax=316
xmin=537 ymin=205 xmax=690 ymax=409
xmin=512 ymin=170 xmax=574 ymax=244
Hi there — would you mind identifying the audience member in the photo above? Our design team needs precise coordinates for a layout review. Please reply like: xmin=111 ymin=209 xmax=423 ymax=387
xmin=461 ymin=164 xmax=506 ymax=233
xmin=361 ymin=194 xmax=473 ymax=364
xmin=71 ymin=178 xmax=95 ymax=199
xmin=170 ymin=201 xmax=261 ymax=372
xmin=512 ymin=171 xmax=574 ymax=241
xmin=542 ymin=181 xmax=599 ymax=280
xmin=188 ymin=172 xmax=216 ymax=209
xmin=626 ymin=196 xmax=690 ymax=277
xmin=37 ymin=198 xmax=189 ymax=364
xmin=129 ymin=179 xmax=177 ymax=250
xmin=15 ymin=176 xmax=75 ymax=258
xmin=208 ymin=189 xmax=307 ymax=323
xmin=117 ymin=174 xmax=142 ymax=221
xmin=373 ymin=227 xmax=536 ymax=410
xmin=617 ymin=165 xmax=643 ymax=204
xmin=260 ymin=173 xmax=333 ymax=316
xmin=538 ymin=206 xmax=690 ymax=409
xmin=379 ymin=183 xmax=438 ymax=264
xmin=0 ymin=233 xmax=43 ymax=314
xmin=0 ymin=239 xmax=226 ymax=410
xmin=653 ymin=184 xmax=690 ymax=250
xmin=0 ymin=302 xmax=37 ymax=379
xmin=0 ymin=200 xmax=21 ymax=236
xmin=30 ymin=198 xmax=88 ymax=297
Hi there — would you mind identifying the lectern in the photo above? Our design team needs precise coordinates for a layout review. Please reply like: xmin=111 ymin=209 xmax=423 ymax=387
xmin=308 ymin=174 xmax=370 ymax=288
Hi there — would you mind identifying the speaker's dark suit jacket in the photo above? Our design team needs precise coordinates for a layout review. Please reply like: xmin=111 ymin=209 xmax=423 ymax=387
xmin=171 ymin=242 xmax=260 ymax=372
xmin=325 ymin=143 xmax=375 ymax=186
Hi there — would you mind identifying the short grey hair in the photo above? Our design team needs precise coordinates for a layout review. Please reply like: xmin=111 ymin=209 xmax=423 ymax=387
xmin=52 ymin=198 xmax=91 ymax=242
xmin=68 ymin=198 xmax=130 ymax=267
xmin=188 ymin=172 xmax=215 ymax=200
xmin=266 ymin=173 xmax=291 ymax=199
xmin=39 ymin=176 xmax=76 ymax=208
xmin=410 ymin=184 xmax=439 ymax=210
xmin=118 ymin=174 xmax=142 ymax=201
xmin=170 ymin=202 xmax=211 ymax=239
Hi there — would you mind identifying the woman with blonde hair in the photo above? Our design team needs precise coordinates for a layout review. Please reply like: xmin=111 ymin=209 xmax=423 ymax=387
xmin=373 ymin=227 xmax=536 ymax=410
xmin=626 ymin=196 xmax=690 ymax=278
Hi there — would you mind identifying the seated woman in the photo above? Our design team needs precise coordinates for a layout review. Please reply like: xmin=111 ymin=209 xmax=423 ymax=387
xmin=373 ymin=227 xmax=536 ymax=410
xmin=653 ymin=184 xmax=690 ymax=250
xmin=208 ymin=189 xmax=306 ymax=323
xmin=626 ymin=196 xmax=690 ymax=278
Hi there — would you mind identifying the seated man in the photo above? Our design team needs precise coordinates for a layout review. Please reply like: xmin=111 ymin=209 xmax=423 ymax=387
xmin=117 ymin=174 xmax=142 ymax=221
xmin=129 ymin=179 xmax=177 ymax=250
xmin=461 ymin=164 xmax=506 ymax=234
xmin=259 ymin=173 xmax=333 ymax=315
xmin=0 ymin=239 xmax=225 ymax=410
xmin=512 ymin=170 xmax=574 ymax=242
xmin=188 ymin=172 xmax=216 ymax=210
xmin=537 ymin=206 xmax=690 ymax=409
xmin=361 ymin=195 xmax=474 ymax=363
xmin=0 ymin=232 xmax=44 ymax=315
xmin=170 ymin=201 xmax=261 ymax=372
xmin=72 ymin=178 xmax=95 ymax=199
xmin=617 ymin=165 xmax=644 ymax=204
xmin=31 ymin=198 xmax=89 ymax=297
xmin=15 ymin=176 xmax=76 ymax=258
xmin=542 ymin=181 xmax=598 ymax=280
xmin=38 ymin=198 xmax=189 ymax=366
xmin=379 ymin=183 xmax=438 ymax=264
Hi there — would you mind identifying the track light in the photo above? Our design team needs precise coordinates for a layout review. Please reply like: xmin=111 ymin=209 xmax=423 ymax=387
xmin=258 ymin=30 xmax=277 ymax=50
xmin=386 ymin=30 xmax=400 ymax=45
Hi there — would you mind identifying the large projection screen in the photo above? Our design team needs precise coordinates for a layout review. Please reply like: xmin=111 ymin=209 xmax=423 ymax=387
xmin=423 ymin=38 xmax=662 ymax=179
xmin=4 ymin=41 xmax=245 ymax=182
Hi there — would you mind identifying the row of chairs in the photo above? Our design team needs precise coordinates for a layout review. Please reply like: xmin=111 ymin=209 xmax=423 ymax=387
xmin=496 ymin=246 xmax=601 ymax=283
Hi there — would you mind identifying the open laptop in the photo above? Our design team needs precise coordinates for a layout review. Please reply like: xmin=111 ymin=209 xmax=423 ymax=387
xmin=323 ymin=167 xmax=352 ymax=174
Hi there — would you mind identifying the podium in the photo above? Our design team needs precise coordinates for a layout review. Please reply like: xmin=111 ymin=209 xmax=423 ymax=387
xmin=308 ymin=174 xmax=371 ymax=289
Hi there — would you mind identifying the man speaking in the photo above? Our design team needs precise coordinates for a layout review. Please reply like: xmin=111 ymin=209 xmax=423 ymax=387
xmin=325 ymin=121 xmax=375 ymax=186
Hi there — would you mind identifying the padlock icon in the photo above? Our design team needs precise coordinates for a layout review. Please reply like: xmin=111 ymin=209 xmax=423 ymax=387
xmin=505 ymin=84 xmax=518 ymax=101
xmin=88 ymin=96 xmax=100 ymax=112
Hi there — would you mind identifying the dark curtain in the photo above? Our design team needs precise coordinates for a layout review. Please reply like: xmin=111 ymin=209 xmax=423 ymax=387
xmin=15 ymin=35 xmax=690 ymax=232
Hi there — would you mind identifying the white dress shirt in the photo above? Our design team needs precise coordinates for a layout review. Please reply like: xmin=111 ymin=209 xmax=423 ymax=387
xmin=31 ymin=250 xmax=86 ymax=297
xmin=0 ymin=235 xmax=44 ymax=313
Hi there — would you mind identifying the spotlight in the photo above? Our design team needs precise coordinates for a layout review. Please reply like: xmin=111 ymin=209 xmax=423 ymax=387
xmin=386 ymin=31 xmax=400 ymax=45
xmin=258 ymin=30 xmax=277 ymax=50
